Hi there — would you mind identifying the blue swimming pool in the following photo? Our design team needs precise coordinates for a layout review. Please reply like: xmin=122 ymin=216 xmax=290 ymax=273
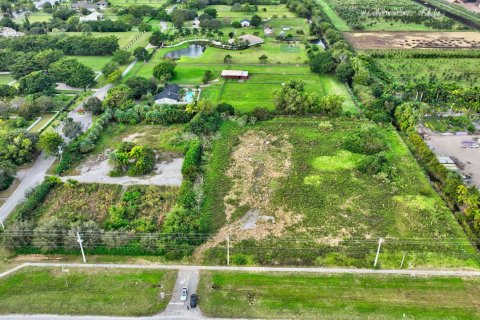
xmin=184 ymin=91 xmax=195 ymax=103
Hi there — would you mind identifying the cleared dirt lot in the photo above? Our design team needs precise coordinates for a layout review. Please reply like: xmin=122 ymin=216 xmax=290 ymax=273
xmin=61 ymin=155 xmax=183 ymax=186
xmin=427 ymin=133 xmax=480 ymax=188
xmin=344 ymin=31 xmax=480 ymax=49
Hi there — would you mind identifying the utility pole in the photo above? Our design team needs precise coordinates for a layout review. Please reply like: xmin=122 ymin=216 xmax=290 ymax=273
xmin=373 ymin=238 xmax=384 ymax=268
xmin=226 ymin=235 xmax=230 ymax=266
xmin=76 ymin=232 xmax=86 ymax=263
xmin=400 ymin=252 xmax=406 ymax=269
xmin=0 ymin=218 xmax=4 ymax=231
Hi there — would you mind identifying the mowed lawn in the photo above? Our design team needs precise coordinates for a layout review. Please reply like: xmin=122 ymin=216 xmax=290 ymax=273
xmin=0 ymin=74 xmax=13 ymax=85
xmin=109 ymin=0 xmax=167 ymax=6
xmin=62 ymin=31 xmax=150 ymax=50
xmin=198 ymin=271 xmax=480 ymax=319
xmin=317 ymin=0 xmax=351 ymax=31
xmin=200 ymin=5 xmax=296 ymax=18
xmin=65 ymin=55 xmax=112 ymax=71
xmin=0 ymin=268 xmax=176 ymax=316
xmin=204 ymin=71 xmax=356 ymax=113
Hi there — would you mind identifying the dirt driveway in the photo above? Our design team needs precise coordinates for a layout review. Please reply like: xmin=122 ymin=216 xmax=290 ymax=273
xmin=61 ymin=156 xmax=183 ymax=186
xmin=427 ymin=134 xmax=480 ymax=188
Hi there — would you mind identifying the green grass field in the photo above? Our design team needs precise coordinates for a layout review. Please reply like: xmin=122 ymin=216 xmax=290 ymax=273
xmin=0 ymin=268 xmax=176 ymax=316
xmin=65 ymin=55 xmax=112 ymax=71
xmin=200 ymin=119 xmax=479 ymax=267
xmin=130 ymin=43 xmax=354 ymax=113
xmin=317 ymin=0 xmax=351 ymax=31
xmin=374 ymin=57 xmax=480 ymax=87
xmin=109 ymin=0 xmax=167 ymax=7
xmin=15 ymin=12 xmax=52 ymax=23
xmin=200 ymin=5 xmax=297 ymax=19
xmin=29 ymin=113 xmax=57 ymax=133
xmin=61 ymin=31 xmax=151 ymax=50
xmin=201 ymin=71 xmax=356 ymax=113
xmin=0 ymin=74 xmax=13 ymax=85
xmin=198 ymin=271 xmax=480 ymax=319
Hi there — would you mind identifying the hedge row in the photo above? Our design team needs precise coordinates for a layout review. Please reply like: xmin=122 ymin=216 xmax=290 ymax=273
xmin=10 ymin=177 xmax=60 ymax=222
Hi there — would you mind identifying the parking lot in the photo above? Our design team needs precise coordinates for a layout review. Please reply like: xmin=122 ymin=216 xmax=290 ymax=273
xmin=427 ymin=133 xmax=480 ymax=188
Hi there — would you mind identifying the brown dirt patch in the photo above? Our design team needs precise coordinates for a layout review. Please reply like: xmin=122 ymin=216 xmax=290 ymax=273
xmin=194 ymin=130 xmax=302 ymax=261
xmin=344 ymin=31 xmax=480 ymax=50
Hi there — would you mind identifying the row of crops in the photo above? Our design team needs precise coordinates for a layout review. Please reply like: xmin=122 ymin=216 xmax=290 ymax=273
xmin=326 ymin=0 xmax=465 ymax=30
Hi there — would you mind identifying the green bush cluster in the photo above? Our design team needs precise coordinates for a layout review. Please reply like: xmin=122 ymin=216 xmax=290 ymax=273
xmin=109 ymin=142 xmax=156 ymax=177
xmin=181 ymin=140 xmax=202 ymax=180
xmin=11 ymin=176 xmax=60 ymax=221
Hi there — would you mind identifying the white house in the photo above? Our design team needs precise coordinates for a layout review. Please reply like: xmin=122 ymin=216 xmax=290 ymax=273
xmin=79 ymin=11 xmax=103 ymax=22
xmin=240 ymin=19 xmax=251 ymax=27
xmin=96 ymin=0 xmax=109 ymax=10
xmin=0 ymin=27 xmax=24 ymax=37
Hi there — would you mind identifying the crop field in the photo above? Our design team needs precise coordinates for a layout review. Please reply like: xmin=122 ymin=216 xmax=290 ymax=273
xmin=373 ymin=56 xmax=480 ymax=86
xmin=198 ymin=119 xmax=479 ymax=268
xmin=319 ymin=0 xmax=467 ymax=31
xmin=0 ymin=268 xmax=176 ymax=316
xmin=344 ymin=31 xmax=480 ymax=50
xmin=198 ymin=271 xmax=480 ymax=319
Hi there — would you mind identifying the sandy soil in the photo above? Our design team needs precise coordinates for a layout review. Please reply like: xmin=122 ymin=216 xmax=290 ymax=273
xmin=344 ymin=31 xmax=480 ymax=49
xmin=61 ymin=155 xmax=183 ymax=186
xmin=193 ymin=130 xmax=302 ymax=262
xmin=427 ymin=133 xmax=480 ymax=188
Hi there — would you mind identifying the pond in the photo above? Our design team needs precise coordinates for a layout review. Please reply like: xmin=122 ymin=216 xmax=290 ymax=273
xmin=164 ymin=44 xmax=206 ymax=59
xmin=310 ymin=39 xmax=326 ymax=49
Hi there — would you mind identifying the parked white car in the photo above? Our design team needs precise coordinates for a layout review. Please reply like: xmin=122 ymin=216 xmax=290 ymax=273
xmin=180 ymin=287 xmax=188 ymax=301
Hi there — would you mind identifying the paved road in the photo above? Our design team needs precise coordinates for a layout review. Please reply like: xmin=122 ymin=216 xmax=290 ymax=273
xmin=0 ymin=153 xmax=55 ymax=222
xmin=4 ymin=262 xmax=480 ymax=277
xmin=0 ymin=84 xmax=113 ymax=222
xmin=0 ymin=261 xmax=479 ymax=320
xmin=163 ymin=269 xmax=202 ymax=319
xmin=122 ymin=59 xmax=137 ymax=78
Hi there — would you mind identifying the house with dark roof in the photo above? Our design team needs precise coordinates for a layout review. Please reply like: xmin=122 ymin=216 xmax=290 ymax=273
xmin=240 ymin=19 xmax=251 ymax=27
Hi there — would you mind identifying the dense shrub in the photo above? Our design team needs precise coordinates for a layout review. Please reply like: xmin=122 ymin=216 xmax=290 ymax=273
xmin=181 ymin=140 xmax=202 ymax=180
xmin=12 ymin=176 xmax=60 ymax=221
xmin=187 ymin=111 xmax=222 ymax=135
xmin=344 ymin=126 xmax=388 ymax=155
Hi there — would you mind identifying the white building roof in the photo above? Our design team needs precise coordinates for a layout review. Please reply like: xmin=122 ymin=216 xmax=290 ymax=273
xmin=221 ymin=70 xmax=249 ymax=77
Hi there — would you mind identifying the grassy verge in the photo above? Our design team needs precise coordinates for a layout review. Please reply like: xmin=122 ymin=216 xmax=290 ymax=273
xmin=198 ymin=271 xmax=480 ymax=319
xmin=0 ymin=267 xmax=176 ymax=316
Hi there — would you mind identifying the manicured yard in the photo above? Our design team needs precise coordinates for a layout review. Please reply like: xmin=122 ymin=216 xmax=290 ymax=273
xmin=65 ymin=55 xmax=112 ymax=71
xmin=201 ymin=70 xmax=356 ymax=113
xmin=201 ymin=5 xmax=297 ymax=18
xmin=28 ymin=113 xmax=57 ymax=133
xmin=317 ymin=0 xmax=351 ymax=31
xmin=109 ymin=0 xmax=167 ymax=6
xmin=0 ymin=74 xmax=13 ymax=85
xmin=62 ymin=32 xmax=151 ymax=50
xmin=200 ymin=119 xmax=478 ymax=267
xmin=0 ymin=268 xmax=176 ymax=316
xmin=198 ymin=271 xmax=480 ymax=319
xmin=14 ymin=12 xmax=52 ymax=23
